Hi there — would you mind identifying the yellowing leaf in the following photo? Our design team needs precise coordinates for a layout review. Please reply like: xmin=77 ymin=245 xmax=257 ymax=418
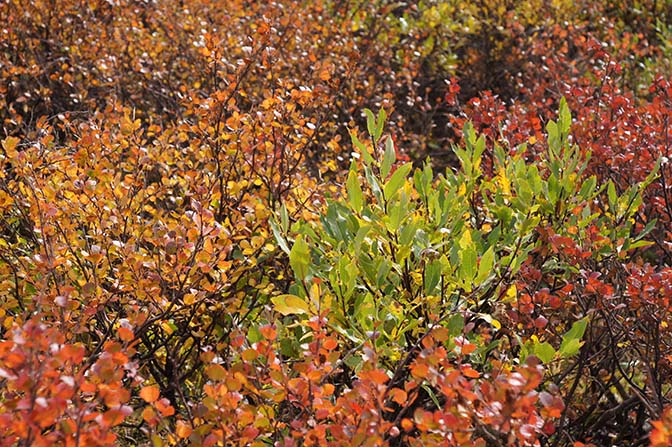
xmin=271 ymin=294 xmax=310 ymax=316
xmin=205 ymin=364 xmax=227 ymax=381
xmin=289 ymin=235 xmax=310 ymax=280
xmin=1 ymin=136 xmax=20 ymax=158
xmin=459 ymin=228 xmax=473 ymax=250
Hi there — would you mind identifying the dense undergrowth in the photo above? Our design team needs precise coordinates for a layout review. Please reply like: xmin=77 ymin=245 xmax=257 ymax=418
xmin=1 ymin=1 xmax=672 ymax=446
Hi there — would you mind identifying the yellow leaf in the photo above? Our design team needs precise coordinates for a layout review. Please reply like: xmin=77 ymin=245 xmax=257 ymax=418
xmin=309 ymin=281 xmax=320 ymax=301
xmin=501 ymin=284 xmax=517 ymax=304
xmin=271 ymin=294 xmax=310 ymax=316
xmin=161 ymin=321 xmax=175 ymax=335
xmin=458 ymin=183 xmax=467 ymax=196
xmin=497 ymin=166 xmax=511 ymax=196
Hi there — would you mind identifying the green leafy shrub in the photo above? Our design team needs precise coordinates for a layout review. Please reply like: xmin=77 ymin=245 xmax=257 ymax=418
xmin=271 ymin=100 xmax=660 ymax=444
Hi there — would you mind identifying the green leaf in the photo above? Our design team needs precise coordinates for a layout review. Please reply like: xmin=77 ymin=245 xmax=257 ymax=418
xmin=353 ymin=224 xmax=371 ymax=256
xmin=558 ymin=97 xmax=571 ymax=135
xmin=399 ymin=222 xmax=417 ymax=246
xmin=364 ymin=164 xmax=384 ymax=204
xmin=376 ymin=259 xmax=392 ymax=288
xmin=280 ymin=202 xmax=289 ymax=232
xmin=548 ymin=174 xmax=560 ymax=205
xmin=289 ymin=235 xmax=310 ymax=281
xmin=534 ymin=341 xmax=556 ymax=364
xmin=271 ymin=294 xmax=310 ymax=316
xmin=364 ymin=109 xmax=377 ymax=142
xmin=346 ymin=162 xmax=364 ymax=213
xmin=270 ymin=219 xmax=291 ymax=255
xmin=579 ymin=176 xmax=597 ymax=200
xmin=459 ymin=246 xmax=477 ymax=290
xmin=458 ymin=229 xmax=477 ymax=287
xmin=421 ymin=384 xmax=442 ymax=409
xmin=447 ymin=313 xmax=464 ymax=336
xmin=350 ymin=130 xmax=374 ymax=165
xmin=642 ymin=157 xmax=661 ymax=188
xmin=476 ymin=246 xmax=495 ymax=284
xmin=607 ymin=181 xmax=617 ymax=211
xmin=625 ymin=239 xmax=654 ymax=250
xmin=546 ymin=121 xmax=559 ymax=151
xmin=381 ymin=136 xmax=396 ymax=179
xmin=376 ymin=108 xmax=387 ymax=142
xmin=635 ymin=218 xmax=657 ymax=241
xmin=559 ymin=339 xmax=582 ymax=358
xmin=463 ymin=122 xmax=477 ymax=146
xmin=473 ymin=135 xmax=486 ymax=163
xmin=247 ymin=325 xmax=262 ymax=343
xmin=559 ymin=318 xmax=588 ymax=358
xmin=424 ymin=259 xmax=441 ymax=295
xmin=383 ymin=162 xmax=412 ymax=200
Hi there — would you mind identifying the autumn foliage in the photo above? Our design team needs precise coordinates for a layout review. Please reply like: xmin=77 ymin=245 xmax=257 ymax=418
xmin=1 ymin=0 xmax=672 ymax=446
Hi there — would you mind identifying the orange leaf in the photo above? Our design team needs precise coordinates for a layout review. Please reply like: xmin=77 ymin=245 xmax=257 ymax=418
xmin=205 ymin=364 xmax=227 ymax=381
xmin=431 ymin=326 xmax=449 ymax=343
xmin=461 ymin=343 xmax=477 ymax=355
xmin=364 ymin=369 xmax=389 ymax=385
xmin=388 ymin=388 xmax=408 ymax=405
xmin=411 ymin=362 xmax=429 ymax=379
xmin=176 ymin=420 xmax=193 ymax=439
xmin=60 ymin=344 xmax=85 ymax=364
xmin=156 ymin=398 xmax=175 ymax=416
xmin=101 ymin=409 xmax=126 ymax=427
xmin=401 ymin=418 xmax=414 ymax=432
xmin=142 ymin=406 xmax=157 ymax=425
xmin=139 ymin=385 xmax=160 ymax=403
xmin=461 ymin=365 xmax=480 ymax=378
xmin=242 ymin=348 xmax=258 ymax=361
xmin=117 ymin=326 xmax=134 ymax=342
xmin=259 ymin=325 xmax=277 ymax=341
xmin=322 ymin=338 xmax=338 ymax=350
xmin=80 ymin=381 xmax=96 ymax=393
xmin=650 ymin=421 xmax=671 ymax=447
xmin=322 ymin=383 xmax=335 ymax=396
